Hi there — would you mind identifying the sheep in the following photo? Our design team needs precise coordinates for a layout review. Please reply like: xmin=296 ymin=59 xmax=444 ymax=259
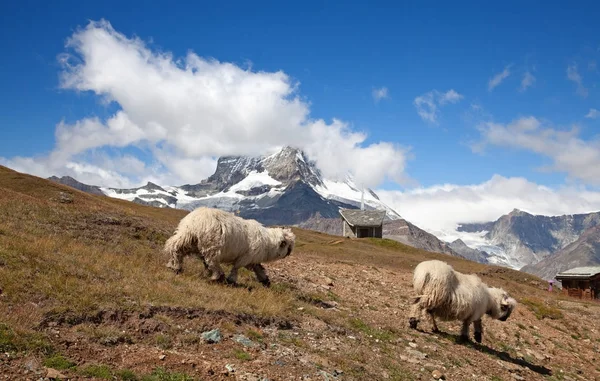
xmin=408 ymin=259 xmax=517 ymax=343
xmin=164 ymin=207 xmax=295 ymax=287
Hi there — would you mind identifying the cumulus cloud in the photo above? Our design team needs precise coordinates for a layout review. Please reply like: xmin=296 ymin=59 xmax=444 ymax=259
xmin=0 ymin=19 xmax=409 ymax=188
xmin=585 ymin=108 xmax=600 ymax=119
xmin=474 ymin=116 xmax=600 ymax=185
xmin=377 ymin=175 xmax=600 ymax=235
xmin=519 ymin=71 xmax=536 ymax=92
xmin=413 ymin=89 xmax=463 ymax=124
xmin=567 ymin=63 xmax=588 ymax=98
xmin=372 ymin=87 xmax=389 ymax=102
xmin=488 ymin=65 xmax=512 ymax=91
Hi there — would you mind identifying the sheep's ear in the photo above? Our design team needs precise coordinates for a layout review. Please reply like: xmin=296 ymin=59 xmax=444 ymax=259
xmin=279 ymin=240 xmax=287 ymax=248
xmin=501 ymin=294 xmax=517 ymax=307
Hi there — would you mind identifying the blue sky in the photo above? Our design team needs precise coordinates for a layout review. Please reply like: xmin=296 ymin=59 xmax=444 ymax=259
xmin=3 ymin=1 xmax=600 ymax=228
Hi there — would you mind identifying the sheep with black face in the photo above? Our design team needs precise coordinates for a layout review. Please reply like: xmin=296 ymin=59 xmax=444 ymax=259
xmin=408 ymin=259 xmax=517 ymax=343
xmin=164 ymin=207 xmax=295 ymax=286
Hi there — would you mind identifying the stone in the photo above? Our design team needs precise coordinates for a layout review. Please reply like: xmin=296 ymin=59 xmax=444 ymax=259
xmin=58 ymin=192 xmax=74 ymax=204
xmin=45 ymin=368 xmax=66 ymax=379
xmin=406 ymin=348 xmax=428 ymax=360
xmin=432 ymin=370 xmax=445 ymax=380
xmin=201 ymin=329 xmax=222 ymax=344
xmin=159 ymin=354 xmax=166 ymax=360
xmin=222 ymin=364 xmax=235 ymax=375
xmin=511 ymin=375 xmax=525 ymax=381
xmin=233 ymin=334 xmax=257 ymax=348
xmin=409 ymin=342 xmax=418 ymax=348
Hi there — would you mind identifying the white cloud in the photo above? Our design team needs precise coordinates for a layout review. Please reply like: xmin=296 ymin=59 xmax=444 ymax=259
xmin=372 ymin=87 xmax=389 ymax=102
xmin=377 ymin=174 xmax=600 ymax=235
xmin=488 ymin=65 xmax=512 ymax=91
xmin=0 ymin=19 xmax=409 ymax=189
xmin=474 ymin=116 xmax=600 ymax=185
xmin=567 ymin=63 xmax=588 ymax=98
xmin=585 ymin=108 xmax=600 ymax=119
xmin=519 ymin=71 xmax=536 ymax=92
xmin=414 ymin=89 xmax=463 ymax=124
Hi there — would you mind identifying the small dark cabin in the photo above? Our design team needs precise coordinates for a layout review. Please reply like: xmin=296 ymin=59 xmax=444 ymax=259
xmin=555 ymin=266 xmax=600 ymax=300
xmin=339 ymin=209 xmax=386 ymax=239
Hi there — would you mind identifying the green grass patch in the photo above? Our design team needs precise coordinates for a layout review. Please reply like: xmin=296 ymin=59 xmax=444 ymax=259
xmin=521 ymin=297 xmax=563 ymax=320
xmin=233 ymin=349 xmax=252 ymax=361
xmin=80 ymin=364 xmax=113 ymax=379
xmin=0 ymin=323 xmax=53 ymax=355
xmin=116 ymin=369 xmax=139 ymax=381
xmin=154 ymin=334 xmax=173 ymax=350
xmin=246 ymin=328 xmax=264 ymax=343
xmin=140 ymin=367 xmax=195 ymax=381
xmin=43 ymin=354 xmax=76 ymax=370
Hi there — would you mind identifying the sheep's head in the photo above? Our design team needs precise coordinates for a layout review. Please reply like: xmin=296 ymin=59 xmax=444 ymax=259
xmin=275 ymin=227 xmax=296 ymax=259
xmin=498 ymin=293 xmax=517 ymax=321
xmin=488 ymin=288 xmax=517 ymax=321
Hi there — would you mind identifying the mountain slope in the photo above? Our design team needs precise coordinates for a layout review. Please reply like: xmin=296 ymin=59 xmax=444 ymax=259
xmin=382 ymin=219 xmax=458 ymax=257
xmin=521 ymin=225 xmax=600 ymax=280
xmin=48 ymin=175 xmax=105 ymax=196
xmin=457 ymin=208 xmax=600 ymax=269
xmin=448 ymin=239 xmax=490 ymax=264
xmin=2 ymin=164 xmax=600 ymax=381
xmin=299 ymin=214 xmax=462 ymax=257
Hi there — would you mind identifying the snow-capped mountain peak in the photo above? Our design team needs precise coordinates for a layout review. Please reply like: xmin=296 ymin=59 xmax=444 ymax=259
xmin=54 ymin=146 xmax=402 ymax=226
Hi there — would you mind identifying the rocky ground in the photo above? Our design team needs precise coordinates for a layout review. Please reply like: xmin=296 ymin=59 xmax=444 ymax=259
xmin=4 ymin=244 xmax=600 ymax=381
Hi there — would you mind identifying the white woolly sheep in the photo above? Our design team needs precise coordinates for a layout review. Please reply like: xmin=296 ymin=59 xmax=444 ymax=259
xmin=408 ymin=259 xmax=517 ymax=343
xmin=164 ymin=207 xmax=296 ymax=286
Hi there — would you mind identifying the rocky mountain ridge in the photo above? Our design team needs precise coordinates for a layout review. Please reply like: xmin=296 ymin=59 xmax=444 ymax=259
xmin=49 ymin=146 xmax=401 ymax=227
xmin=521 ymin=225 xmax=600 ymax=280
xmin=458 ymin=208 xmax=600 ymax=278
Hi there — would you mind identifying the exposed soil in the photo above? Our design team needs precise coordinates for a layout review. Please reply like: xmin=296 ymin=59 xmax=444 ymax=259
xmin=4 ymin=249 xmax=600 ymax=381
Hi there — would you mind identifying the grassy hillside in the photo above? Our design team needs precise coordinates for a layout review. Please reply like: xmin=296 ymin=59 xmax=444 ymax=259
xmin=0 ymin=165 xmax=598 ymax=380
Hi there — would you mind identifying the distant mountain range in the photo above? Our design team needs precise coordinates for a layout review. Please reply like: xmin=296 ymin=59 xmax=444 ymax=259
xmin=456 ymin=209 xmax=600 ymax=279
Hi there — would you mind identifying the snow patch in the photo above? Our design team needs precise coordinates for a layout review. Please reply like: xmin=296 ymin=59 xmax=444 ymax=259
xmin=434 ymin=228 xmax=523 ymax=269
xmin=228 ymin=170 xmax=281 ymax=192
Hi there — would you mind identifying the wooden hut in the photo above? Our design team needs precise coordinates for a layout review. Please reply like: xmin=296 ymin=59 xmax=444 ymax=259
xmin=339 ymin=209 xmax=386 ymax=238
xmin=555 ymin=266 xmax=600 ymax=300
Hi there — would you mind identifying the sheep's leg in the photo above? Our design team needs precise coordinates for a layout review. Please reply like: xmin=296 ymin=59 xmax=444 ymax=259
xmin=226 ymin=266 xmax=240 ymax=285
xmin=408 ymin=297 xmax=422 ymax=329
xmin=458 ymin=320 xmax=470 ymax=343
xmin=166 ymin=250 xmax=184 ymax=274
xmin=427 ymin=311 xmax=439 ymax=333
xmin=201 ymin=256 xmax=212 ymax=277
xmin=205 ymin=257 xmax=225 ymax=283
xmin=246 ymin=264 xmax=270 ymax=287
xmin=473 ymin=319 xmax=483 ymax=343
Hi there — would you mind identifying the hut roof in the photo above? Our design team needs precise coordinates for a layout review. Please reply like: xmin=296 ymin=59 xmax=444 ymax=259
xmin=339 ymin=209 xmax=386 ymax=227
xmin=555 ymin=266 xmax=600 ymax=280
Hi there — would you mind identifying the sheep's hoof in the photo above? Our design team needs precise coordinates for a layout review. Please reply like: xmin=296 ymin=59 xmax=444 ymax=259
xmin=260 ymin=278 xmax=271 ymax=287
xmin=210 ymin=274 xmax=226 ymax=284
xmin=409 ymin=318 xmax=418 ymax=329
xmin=474 ymin=332 xmax=482 ymax=343
xmin=432 ymin=328 xmax=440 ymax=333
xmin=457 ymin=335 xmax=469 ymax=344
